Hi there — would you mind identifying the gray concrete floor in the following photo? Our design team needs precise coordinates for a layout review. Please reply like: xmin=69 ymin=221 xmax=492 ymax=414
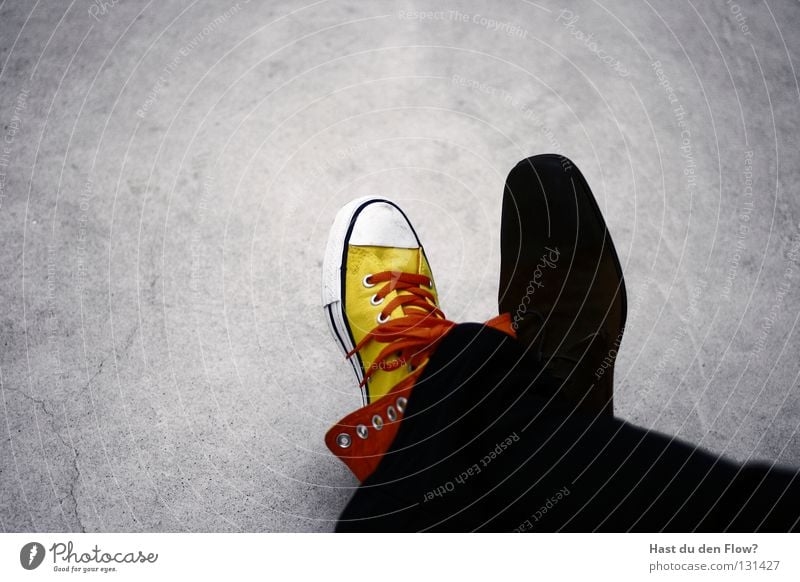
xmin=1 ymin=0 xmax=799 ymax=532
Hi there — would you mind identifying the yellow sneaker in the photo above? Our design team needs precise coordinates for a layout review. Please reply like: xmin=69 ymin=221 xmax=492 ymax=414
xmin=322 ymin=196 xmax=450 ymax=406
xmin=322 ymin=197 xmax=517 ymax=481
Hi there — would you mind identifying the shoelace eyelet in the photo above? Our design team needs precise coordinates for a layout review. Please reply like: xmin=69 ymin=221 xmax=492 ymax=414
xmin=336 ymin=433 xmax=351 ymax=448
xmin=346 ymin=270 xmax=453 ymax=397
xmin=396 ymin=397 xmax=407 ymax=413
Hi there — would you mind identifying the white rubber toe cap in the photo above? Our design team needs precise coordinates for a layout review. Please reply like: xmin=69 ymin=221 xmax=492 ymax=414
xmin=322 ymin=197 xmax=421 ymax=307
xmin=348 ymin=201 xmax=418 ymax=248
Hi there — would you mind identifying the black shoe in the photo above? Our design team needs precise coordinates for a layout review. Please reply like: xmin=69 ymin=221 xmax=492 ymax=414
xmin=498 ymin=154 xmax=627 ymax=416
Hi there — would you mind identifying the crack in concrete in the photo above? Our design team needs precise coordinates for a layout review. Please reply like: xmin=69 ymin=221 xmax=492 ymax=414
xmin=4 ymin=384 xmax=85 ymax=532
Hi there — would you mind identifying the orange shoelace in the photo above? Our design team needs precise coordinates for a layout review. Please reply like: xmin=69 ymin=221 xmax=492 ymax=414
xmin=347 ymin=270 xmax=454 ymax=393
xmin=328 ymin=271 xmax=516 ymax=481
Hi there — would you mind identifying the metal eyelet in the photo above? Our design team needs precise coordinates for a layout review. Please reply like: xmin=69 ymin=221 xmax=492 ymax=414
xmin=356 ymin=424 xmax=368 ymax=439
xmin=425 ymin=278 xmax=433 ymax=288
xmin=336 ymin=433 xmax=352 ymax=448
xmin=370 ymin=294 xmax=384 ymax=306
xmin=386 ymin=406 xmax=397 ymax=422
xmin=396 ymin=397 xmax=407 ymax=413
xmin=371 ymin=415 xmax=383 ymax=430
xmin=363 ymin=274 xmax=376 ymax=288
xmin=377 ymin=312 xmax=390 ymax=324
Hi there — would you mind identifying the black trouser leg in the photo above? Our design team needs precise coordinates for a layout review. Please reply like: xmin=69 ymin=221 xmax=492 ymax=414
xmin=336 ymin=324 xmax=800 ymax=532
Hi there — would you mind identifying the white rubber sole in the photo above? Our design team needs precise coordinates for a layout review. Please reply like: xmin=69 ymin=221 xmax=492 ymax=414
xmin=321 ymin=196 xmax=422 ymax=405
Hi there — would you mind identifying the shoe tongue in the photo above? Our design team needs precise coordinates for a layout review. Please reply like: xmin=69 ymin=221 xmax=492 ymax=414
xmin=347 ymin=244 xmax=425 ymax=318
xmin=349 ymin=244 xmax=420 ymax=272
xmin=377 ymin=248 xmax=424 ymax=319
